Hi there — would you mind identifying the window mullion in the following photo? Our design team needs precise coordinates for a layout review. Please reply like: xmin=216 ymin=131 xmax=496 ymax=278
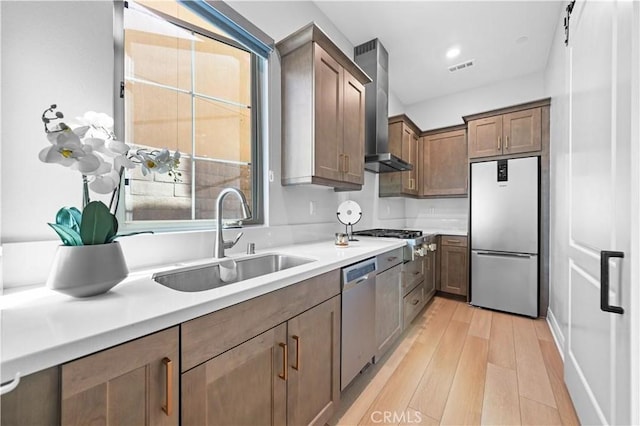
xmin=190 ymin=31 xmax=197 ymax=221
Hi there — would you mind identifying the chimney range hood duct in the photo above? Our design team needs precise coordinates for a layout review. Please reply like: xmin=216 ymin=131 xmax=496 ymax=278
xmin=354 ymin=39 xmax=413 ymax=173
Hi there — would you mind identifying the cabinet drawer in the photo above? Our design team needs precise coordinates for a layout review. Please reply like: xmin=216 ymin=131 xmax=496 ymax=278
xmin=181 ymin=270 xmax=340 ymax=372
xmin=403 ymin=284 xmax=425 ymax=328
xmin=377 ymin=248 xmax=403 ymax=272
xmin=401 ymin=258 xmax=424 ymax=295
xmin=440 ymin=235 xmax=468 ymax=247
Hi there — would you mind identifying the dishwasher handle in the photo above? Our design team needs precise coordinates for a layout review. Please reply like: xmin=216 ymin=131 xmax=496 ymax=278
xmin=343 ymin=274 xmax=374 ymax=291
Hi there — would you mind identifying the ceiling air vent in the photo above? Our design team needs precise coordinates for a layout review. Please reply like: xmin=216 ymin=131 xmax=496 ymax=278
xmin=448 ymin=59 xmax=475 ymax=73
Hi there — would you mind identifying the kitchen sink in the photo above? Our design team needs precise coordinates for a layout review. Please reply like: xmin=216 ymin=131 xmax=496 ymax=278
xmin=153 ymin=253 xmax=315 ymax=292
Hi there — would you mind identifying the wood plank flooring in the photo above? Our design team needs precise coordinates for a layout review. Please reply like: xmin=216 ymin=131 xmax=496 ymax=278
xmin=331 ymin=296 xmax=580 ymax=426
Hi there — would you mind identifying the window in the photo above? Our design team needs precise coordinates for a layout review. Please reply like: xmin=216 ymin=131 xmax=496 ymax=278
xmin=116 ymin=0 xmax=268 ymax=227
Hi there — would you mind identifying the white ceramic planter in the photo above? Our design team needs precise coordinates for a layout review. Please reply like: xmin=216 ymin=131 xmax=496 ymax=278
xmin=46 ymin=242 xmax=128 ymax=297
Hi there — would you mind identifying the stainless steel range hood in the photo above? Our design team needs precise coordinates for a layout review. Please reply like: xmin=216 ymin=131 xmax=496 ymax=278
xmin=354 ymin=39 xmax=413 ymax=173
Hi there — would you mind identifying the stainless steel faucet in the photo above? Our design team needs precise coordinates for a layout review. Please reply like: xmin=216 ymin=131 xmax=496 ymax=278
xmin=214 ymin=188 xmax=252 ymax=258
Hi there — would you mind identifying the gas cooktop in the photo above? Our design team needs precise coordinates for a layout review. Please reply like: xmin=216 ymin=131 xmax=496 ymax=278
xmin=352 ymin=228 xmax=436 ymax=261
xmin=351 ymin=229 xmax=423 ymax=239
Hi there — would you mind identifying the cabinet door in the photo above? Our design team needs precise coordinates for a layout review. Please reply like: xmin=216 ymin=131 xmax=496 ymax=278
xmin=375 ymin=264 xmax=402 ymax=361
xmin=468 ymin=116 xmax=502 ymax=158
xmin=379 ymin=123 xmax=402 ymax=195
xmin=388 ymin=121 xmax=403 ymax=157
xmin=421 ymin=129 xmax=468 ymax=196
xmin=314 ymin=44 xmax=343 ymax=182
xmin=61 ymin=327 xmax=179 ymax=426
xmin=182 ymin=324 xmax=287 ymax=426
xmin=440 ymin=245 xmax=468 ymax=296
xmin=342 ymin=71 xmax=365 ymax=185
xmin=402 ymin=257 xmax=424 ymax=295
xmin=502 ymin=108 xmax=542 ymax=154
xmin=423 ymin=251 xmax=436 ymax=300
xmin=1 ymin=367 xmax=59 ymax=426
xmin=401 ymin=127 xmax=419 ymax=195
xmin=287 ymin=296 xmax=341 ymax=426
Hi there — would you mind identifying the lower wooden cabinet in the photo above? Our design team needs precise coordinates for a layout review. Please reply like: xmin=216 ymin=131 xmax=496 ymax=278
xmin=439 ymin=236 xmax=469 ymax=296
xmin=403 ymin=281 xmax=425 ymax=329
xmin=0 ymin=367 xmax=60 ymax=426
xmin=61 ymin=327 xmax=179 ymax=426
xmin=287 ymin=295 xmax=341 ymax=426
xmin=182 ymin=324 xmax=287 ymax=426
xmin=182 ymin=296 xmax=341 ymax=426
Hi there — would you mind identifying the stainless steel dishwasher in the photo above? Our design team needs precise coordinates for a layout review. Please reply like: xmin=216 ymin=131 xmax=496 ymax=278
xmin=341 ymin=257 xmax=377 ymax=390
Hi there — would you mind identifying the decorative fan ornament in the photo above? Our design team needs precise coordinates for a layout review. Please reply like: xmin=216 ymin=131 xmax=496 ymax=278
xmin=336 ymin=200 xmax=362 ymax=241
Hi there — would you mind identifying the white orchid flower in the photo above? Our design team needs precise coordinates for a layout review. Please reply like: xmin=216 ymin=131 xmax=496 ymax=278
xmin=89 ymin=170 xmax=121 ymax=194
xmin=85 ymin=155 xmax=112 ymax=176
xmin=77 ymin=111 xmax=114 ymax=129
xmin=106 ymin=139 xmax=130 ymax=155
xmin=114 ymin=154 xmax=136 ymax=170
xmin=41 ymin=105 xmax=181 ymax=224
xmin=39 ymin=130 xmax=101 ymax=174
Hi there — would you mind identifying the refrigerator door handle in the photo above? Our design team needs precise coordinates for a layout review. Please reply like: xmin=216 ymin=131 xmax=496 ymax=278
xmin=600 ymin=250 xmax=624 ymax=314
xmin=475 ymin=251 xmax=533 ymax=259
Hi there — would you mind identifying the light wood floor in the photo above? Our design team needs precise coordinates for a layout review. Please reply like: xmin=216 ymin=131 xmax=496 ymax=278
xmin=331 ymin=296 xmax=580 ymax=426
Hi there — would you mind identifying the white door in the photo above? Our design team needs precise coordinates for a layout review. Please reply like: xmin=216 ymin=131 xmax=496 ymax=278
xmin=566 ymin=1 xmax=639 ymax=424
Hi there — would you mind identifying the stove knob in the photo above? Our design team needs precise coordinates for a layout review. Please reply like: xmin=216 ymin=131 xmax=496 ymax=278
xmin=428 ymin=243 xmax=437 ymax=252
xmin=415 ymin=247 xmax=426 ymax=256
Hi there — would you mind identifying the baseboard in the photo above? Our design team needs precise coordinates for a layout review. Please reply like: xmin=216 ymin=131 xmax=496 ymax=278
xmin=546 ymin=308 xmax=565 ymax=362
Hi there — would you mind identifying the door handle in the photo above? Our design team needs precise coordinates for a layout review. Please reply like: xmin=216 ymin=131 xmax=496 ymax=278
xmin=292 ymin=335 xmax=301 ymax=371
xmin=278 ymin=343 xmax=288 ymax=380
xmin=162 ymin=358 xmax=173 ymax=416
xmin=475 ymin=251 xmax=532 ymax=259
xmin=600 ymin=251 xmax=624 ymax=314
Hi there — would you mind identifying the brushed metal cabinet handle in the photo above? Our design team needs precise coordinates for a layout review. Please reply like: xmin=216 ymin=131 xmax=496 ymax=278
xmin=292 ymin=335 xmax=301 ymax=371
xmin=162 ymin=358 xmax=173 ymax=416
xmin=498 ymin=136 xmax=502 ymax=150
xmin=279 ymin=343 xmax=288 ymax=380
xmin=505 ymin=135 xmax=510 ymax=150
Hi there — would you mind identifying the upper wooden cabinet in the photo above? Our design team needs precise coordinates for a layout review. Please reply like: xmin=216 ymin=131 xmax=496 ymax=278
xmin=465 ymin=100 xmax=549 ymax=159
xmin=420 ymin=125 xmax=468 ymax=197
xmin=61 ymin=327 xmax=179 ymax=426
xmin=380 ymin=115 xmax=421 ymax=196
xmin=278 ymin=23 xmax=371 ymax=190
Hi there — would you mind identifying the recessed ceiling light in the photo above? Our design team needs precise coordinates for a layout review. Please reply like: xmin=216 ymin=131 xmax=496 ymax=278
xmin=516 ymin=36 xmax=529 ymax=45
xmin=446 ymin=47 xmax=461 ymax=59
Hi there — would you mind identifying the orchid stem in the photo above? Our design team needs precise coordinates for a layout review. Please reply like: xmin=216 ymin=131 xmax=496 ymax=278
xmin=108 ymin=167 xmax=125 ymax=214
xmin=82 ymin=175 xmax=90 ymax=208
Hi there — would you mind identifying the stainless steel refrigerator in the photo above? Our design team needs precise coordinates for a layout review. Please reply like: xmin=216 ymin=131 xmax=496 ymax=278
xmin=470 ymin=156 xmax=539 ymax=317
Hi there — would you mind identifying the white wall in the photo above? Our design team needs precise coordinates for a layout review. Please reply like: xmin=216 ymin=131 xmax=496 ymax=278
xmin=404 ymin=71 xmax=546 ymax=131
xmin=404 ymin=198 xmax=468 ymax=232
xmin=1 ymin=1 xmax=115 ymax=243
xmin=544 ymin=9 xmax=571 ymax=351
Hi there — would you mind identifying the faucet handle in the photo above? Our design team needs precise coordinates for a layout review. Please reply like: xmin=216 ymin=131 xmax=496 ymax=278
xmin=223 ymin=232 xmax=244 ymax=249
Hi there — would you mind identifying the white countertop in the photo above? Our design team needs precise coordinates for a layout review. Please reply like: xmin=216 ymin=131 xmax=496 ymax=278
xmin=0 ymin=238 xmax=405 ymax=383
